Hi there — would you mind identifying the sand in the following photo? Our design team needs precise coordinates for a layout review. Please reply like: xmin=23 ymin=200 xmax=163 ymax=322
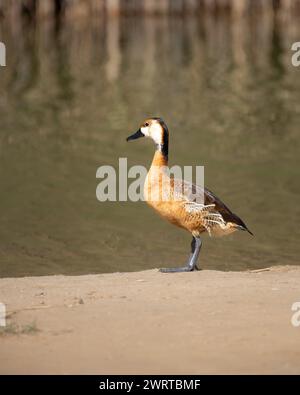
xmin=0 ymin=266 xmax=300 ymax=374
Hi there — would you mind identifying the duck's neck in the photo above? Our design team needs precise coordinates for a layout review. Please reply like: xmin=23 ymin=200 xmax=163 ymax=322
xmin=151 ymin=149 xmax=168 ymax=168
xmin=151 ymin=127 xmax=169 ymax=167
xmin=156 ymin=139 xmax=168 ymax=160
xmin=145 ymin=129 xmax=169 ymax=201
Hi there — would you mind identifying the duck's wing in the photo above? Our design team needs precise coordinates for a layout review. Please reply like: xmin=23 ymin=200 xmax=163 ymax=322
xmin=204 ymin=187 xmax=253 ymax=234
xmin=173 ymin=178 xmax=253 ymax=235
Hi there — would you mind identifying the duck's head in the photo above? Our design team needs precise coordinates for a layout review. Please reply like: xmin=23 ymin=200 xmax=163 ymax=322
xmin=126 ymin=118 xmax=169 ymax=155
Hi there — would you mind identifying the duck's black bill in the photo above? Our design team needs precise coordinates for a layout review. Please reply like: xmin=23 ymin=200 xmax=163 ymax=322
xmin=126 ymin=129 xmax=144 ymax=142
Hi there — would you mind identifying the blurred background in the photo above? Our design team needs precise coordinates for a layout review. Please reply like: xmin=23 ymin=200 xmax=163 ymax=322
xmin=0 ymin=0 xmax=299 ymax=277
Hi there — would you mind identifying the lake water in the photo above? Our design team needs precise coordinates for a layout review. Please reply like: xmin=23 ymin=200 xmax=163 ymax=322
xmin=0 ymin=14 xmax=299 ymax=277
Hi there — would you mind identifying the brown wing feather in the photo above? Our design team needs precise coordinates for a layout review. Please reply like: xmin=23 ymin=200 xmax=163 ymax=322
xmin=172 ymin=178 xmax=252 ymax=235
xmin=204 ymin=187 xmax=252 ymax=235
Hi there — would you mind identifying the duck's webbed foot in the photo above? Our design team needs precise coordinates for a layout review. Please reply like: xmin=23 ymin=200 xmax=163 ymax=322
xmin=159 ymin=237 xmax=202 ymax=274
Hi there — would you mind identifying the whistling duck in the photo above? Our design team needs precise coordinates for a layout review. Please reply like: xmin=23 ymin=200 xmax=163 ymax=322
xmin=127 ymin=117 xmax=252 ymax=273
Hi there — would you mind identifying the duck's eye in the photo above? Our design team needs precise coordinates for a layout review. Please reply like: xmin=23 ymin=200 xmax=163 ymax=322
xmin=144 ymin=122 xmax=149 ymax=127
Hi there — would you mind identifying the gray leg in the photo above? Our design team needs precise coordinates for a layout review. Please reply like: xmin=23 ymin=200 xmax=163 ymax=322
xmin=160 ymin=237 xmax=202 ymax=273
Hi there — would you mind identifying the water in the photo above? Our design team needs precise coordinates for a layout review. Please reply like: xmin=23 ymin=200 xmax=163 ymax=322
xmin=0 ymin=15 xmax=299 ymax=277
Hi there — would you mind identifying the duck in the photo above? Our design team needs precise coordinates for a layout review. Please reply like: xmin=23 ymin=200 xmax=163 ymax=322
xmin=126 ymin=117 xmax=252 ymax=273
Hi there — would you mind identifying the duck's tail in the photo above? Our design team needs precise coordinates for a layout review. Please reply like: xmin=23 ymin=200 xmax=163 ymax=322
xmin=227 ymin=210 xmax=254 ymax=236
xmin=235 ymin=224 xmax=254 ymax=236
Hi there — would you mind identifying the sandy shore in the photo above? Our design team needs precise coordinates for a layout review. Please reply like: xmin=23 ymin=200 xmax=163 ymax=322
xmin=0 ymin=266 xmax=300 ymax=374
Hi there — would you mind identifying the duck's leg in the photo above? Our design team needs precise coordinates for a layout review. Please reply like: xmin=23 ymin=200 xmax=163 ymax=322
xmin=160 ymin=237 xmax=202 ymax=273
